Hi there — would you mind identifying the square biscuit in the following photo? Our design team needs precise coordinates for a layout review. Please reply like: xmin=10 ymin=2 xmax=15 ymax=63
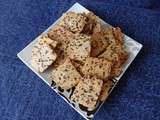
xmin=51 ymin=58 xmax=82 ymax=90
xmin=67 ymin=34 xmax=91 ymax=62
xmin=31 ymin=43 xmax=57 ymax=72
xmin=71 ymin=76 xmax=103 ymax=108
xmin=47 ymin=26 xmax=74 ymax=65
xmin=81 ymin=57 xmax=112 ymax=80
xmin=59 ymin=12 xmax=87 ymax=33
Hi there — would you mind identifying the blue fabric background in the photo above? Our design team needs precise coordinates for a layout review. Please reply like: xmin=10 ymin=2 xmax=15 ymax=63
xmin=0 ymin=0 xmax=160 ymax=120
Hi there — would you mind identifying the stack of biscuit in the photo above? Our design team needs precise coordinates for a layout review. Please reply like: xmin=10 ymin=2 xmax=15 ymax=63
xmin=31 ymin=11 xmax=128 ymax=109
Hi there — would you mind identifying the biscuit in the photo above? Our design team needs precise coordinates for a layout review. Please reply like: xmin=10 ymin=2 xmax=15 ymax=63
xmin=48 ymin=26 xmax=74 ymax=65
xmin=99 ymin=80 xmax=113 ymax=101
xmin=98 ymin=45 xmax=119 ymax=62
xmin=67 ymin=33 xmax=91 ymax=62
xmin=99 ymin=45 xmax=128 ymax=65
xmin=71 ymin=76 xmax=103 ymax=108
xmin=91 ymin=32 xmax=109 ymax=57
xmin=31 ymin=43 xmax=57 ymax=72
xmin=59 ymin=12 xmax=87 ymax=33
xmin=99 ymin=45 xmax=128 ymax=77
xmin=48 ymin=25 xmax=74 ymax=44
xmin=81 ymin=57 xmax=112 ymax=80
xmin=51 ymin=58 xmax=82 ymax=90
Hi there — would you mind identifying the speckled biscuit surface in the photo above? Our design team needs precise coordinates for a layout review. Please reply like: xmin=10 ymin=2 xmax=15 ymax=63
xmin=81 ymin=57 xmax=112 ymax=80
xmin=47 ymin=26 xmax=74 ymax=65
xmin=31 ymin=43 xmax=57 ymax=72
xmin=98 ymin=27 xmax=128 ymax=77
xmin=67 ymin=33 xmax=91 ymax=62
xmin=59 ymin=12 xmax=87 ymax=33
xmin=91 ymin=32 xmax=109 ymax=57
xmin=48 ymin=25 xmax=74 ymax=44
xmin=51 ymin=58 xmax=82 ymax=90
xmin=71 ymin=76 xmax=103 ymax=108
xmin=99 ymin=45 xmax=128 ymax=77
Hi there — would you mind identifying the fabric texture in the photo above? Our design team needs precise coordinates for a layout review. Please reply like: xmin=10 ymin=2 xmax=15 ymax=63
xmin=0 ymin=0 xmax=160 ymax=120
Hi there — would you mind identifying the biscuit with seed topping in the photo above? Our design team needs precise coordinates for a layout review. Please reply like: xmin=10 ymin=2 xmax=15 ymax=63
xmin=48 ymin=26 xmax=75 ymax=65
xmin=67 ymin=33 xmax=91 ymax=62
xmin=51 ymin=58 xmax=82 ymax=90
xmin=31 ymin=43 xmax=57 ymax=72
xmin=98 ymin=45 xmax=128 ymax=77
xmin=71 ymin=76 xmax=103 ymax=108
xmin=59 ymin=12 xmax=87 ymax=33
xmin=81 ymin=57 xmax=112 ymax=80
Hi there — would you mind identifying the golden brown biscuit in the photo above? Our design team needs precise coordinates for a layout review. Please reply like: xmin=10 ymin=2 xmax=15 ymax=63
xmin=31 ymin=43 xmax=57 ymax=72
xmin=67 ymin=33 xmax=91 ymax=62
xmin=99 ymin=45 xmax=128 ymax=77
xmin=71 ymin=76 xmax=103 ymax=108
xmin=51 ymin=58 xmax=82 ymax=90
xmin=99 ymin=45 xmax=128 ymax=65
xmin=48 ymin=25 xmax=74 ymax=65
xmin=81 ymin=57 xmax=112 ymax=80
xmin=59 ymin=12 xmax=87 ymax=33
xmin=48 ymin=25 xmax=74 ymax=44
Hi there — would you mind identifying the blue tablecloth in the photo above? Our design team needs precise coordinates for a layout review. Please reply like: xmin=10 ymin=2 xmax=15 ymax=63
xmin=0 ymin=0 xmax=160 ymax=120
